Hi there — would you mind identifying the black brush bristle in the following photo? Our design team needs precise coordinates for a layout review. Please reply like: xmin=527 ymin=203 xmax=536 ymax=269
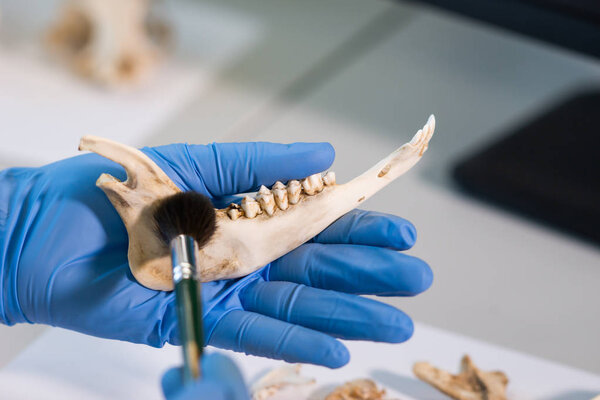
xmin=153 ymin=191 xmax=217 ymax=248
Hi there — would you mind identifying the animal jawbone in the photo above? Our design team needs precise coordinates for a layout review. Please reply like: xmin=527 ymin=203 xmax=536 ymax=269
xmin=78 ymin=115 xmax=435 ymax=290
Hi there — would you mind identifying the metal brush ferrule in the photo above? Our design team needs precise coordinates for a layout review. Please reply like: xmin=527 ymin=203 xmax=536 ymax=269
xmin=170 ymin=235 xmax=197 ymax=283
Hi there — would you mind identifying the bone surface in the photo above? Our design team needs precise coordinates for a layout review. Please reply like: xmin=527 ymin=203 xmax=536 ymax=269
xmin=47 ymin=0 xmax=169 ymax=86
xmin=79 ymin=115 xmax=435 ymax=290
xmin=413 ymin=355 xmax=508 ymax=400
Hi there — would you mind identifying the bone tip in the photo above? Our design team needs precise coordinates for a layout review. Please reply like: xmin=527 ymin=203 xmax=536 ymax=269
xmin=426 ymin=114 xmax=435 ymax=134
xmin=96 ymin=173 xmax=119 ymax=187
xmin=409 ymin=129 xmax=423 ymax=145
xmin=427 ymin=114 xmax=435 ymax=126
xmin=78 ymin=135 xmax=94 ymax=151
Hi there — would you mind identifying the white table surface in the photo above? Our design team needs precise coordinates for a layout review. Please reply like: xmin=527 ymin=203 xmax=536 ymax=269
xmin=1 ymin=323 xmax=599 ymax=399
xmin=1 ymin=0 xmax=599 ymax=386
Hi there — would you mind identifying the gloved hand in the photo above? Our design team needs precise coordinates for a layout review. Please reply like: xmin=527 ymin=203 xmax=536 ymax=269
xmin=0 ymin=141 xmax=432 ymax=368
xmin=161 ymin=353 xmax=249 ymax=400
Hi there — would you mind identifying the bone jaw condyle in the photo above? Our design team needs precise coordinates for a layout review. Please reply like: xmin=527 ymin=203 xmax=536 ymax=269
xmin=78 ymin=115 xmax=435 ymax=290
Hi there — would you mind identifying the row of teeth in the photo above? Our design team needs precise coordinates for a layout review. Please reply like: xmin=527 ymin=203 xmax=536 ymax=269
xmin=226 ymin=172 xmax=336 ymax=219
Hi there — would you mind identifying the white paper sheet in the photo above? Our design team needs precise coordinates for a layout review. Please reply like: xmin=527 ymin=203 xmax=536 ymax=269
xmin=1 ymin=323 xmax=598 ymax=399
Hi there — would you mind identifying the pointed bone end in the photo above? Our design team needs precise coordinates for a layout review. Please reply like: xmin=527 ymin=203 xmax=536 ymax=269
xmin=407 ymin=114 xmax=435 ymax=156
xmin=427 ymin=114 xmax=436 ymax=133
xmin=79 ymin=135 xmax=100 ymax=152
xmin=95 ymin=173 xmax=137 ymax=221
xmin=97 ymin=172 xmax=122 ymax=186
xmin=372 ymin=115 xmax=436 ymax=180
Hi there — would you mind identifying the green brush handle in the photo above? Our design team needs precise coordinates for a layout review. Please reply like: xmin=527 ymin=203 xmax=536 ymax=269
xmin=175 ymin=277 xmax=204 ymax=384
xmin=170 ymin=234 xmax=205 ymax=386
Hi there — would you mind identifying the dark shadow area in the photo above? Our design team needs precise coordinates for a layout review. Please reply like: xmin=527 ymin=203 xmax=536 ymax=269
xmin=453 ymin=90 xmax=600 ymax=246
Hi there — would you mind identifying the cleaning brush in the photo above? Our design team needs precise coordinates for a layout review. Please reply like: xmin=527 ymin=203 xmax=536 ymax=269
xmin=153 ymin=191 xmax=216 ymax=385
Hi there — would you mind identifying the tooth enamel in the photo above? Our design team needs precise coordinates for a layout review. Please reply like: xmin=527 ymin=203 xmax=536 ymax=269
xmin=322 ymin=171 xmax=336 ymax=186
xmin=410 ymin=129 xmax=423 ymax=145
xmin=301 ymin=173 xmax=323 ymax=195
xmin=241 ymin=196 xmax=261 ymax=219
xmin=227 ymin=203 xmax=243 ymax=220
xmin=287 ymin=180 xmax=301 ymax=204
xmin=428 ymin=114 xmax=436 ymax=133
xmin=272 ymin=181 xmax=289 ymax=211
xmin=256 ymin=185 xmax=276 ymax=216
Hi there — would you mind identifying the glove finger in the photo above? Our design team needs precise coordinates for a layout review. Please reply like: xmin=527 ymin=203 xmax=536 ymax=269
xmin=268 ymin=243 xmax=432 ymax=296
xmin=311 ymin=209 xmax=417 ymax=250
xmin=161 ymin=367 xmax=184 ymax=399
xmin=145 ymin=142 xmax=334 ymax=196
xmin=208 ymin=309 xmax=349 ymax=368
xmin=162 ymin=353 xmax=249 ymax=400
xmin=240 ymin=281 xmax=414 ymax=343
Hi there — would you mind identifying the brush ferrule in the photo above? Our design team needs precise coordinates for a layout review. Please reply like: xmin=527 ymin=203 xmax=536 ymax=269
xmin=171 ymin=235 xmax=197 ymax=283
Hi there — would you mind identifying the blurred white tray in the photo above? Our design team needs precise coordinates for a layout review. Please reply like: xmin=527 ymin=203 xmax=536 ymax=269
xmin=0 ymin=323 xmax=598 ymax=399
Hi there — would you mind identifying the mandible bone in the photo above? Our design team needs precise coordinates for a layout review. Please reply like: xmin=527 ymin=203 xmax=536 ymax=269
xmin=78 ymin=115 xmax=435 ymax=290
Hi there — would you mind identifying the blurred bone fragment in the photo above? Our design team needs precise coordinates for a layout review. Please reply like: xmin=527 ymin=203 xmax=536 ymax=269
xmin=413 ymin=355 xmax=508 ymax=400
xmin=47 ymin=0 xmax=169 ymax=86
xmin=325 ymin=379 xmax=387 ymax=400
xmin=251 ymin=364 xmax=315 ymax=400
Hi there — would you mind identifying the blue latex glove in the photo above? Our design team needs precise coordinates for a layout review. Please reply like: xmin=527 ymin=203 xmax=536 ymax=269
xmin=0 ymin=142 xmax=432 ymax=368
xmin=162 ymin=353 xmax=249 ymax=400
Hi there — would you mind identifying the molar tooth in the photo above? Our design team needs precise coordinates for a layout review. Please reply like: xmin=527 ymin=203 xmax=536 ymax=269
xmin=301 ymin=173 xmax=323 ymax=195
xmin=241 ymin=196 xmax=261 ymax=219
xmin=322 ymin=171 xmax=336 ymax=186
xmin=256 ymin=185 xmax=276 ymax=216
xmin=226 ymin=203 xmax=242 ymax=220
xmin=287 ymin=180 xmax=301 ymax=204
xmin=272 ymin=181 xmax=289 ymax=210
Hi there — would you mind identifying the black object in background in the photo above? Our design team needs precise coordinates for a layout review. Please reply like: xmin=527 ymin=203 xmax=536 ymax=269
xmin=453 ymin=91 xmax=600 ymax=245
xmin=406 ymin=0 xmax=600 ymax=59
